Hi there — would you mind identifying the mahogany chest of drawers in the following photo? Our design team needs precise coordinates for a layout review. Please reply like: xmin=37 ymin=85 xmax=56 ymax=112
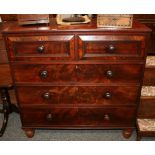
xmin=2 ymin=19 xmax=151 ymax=138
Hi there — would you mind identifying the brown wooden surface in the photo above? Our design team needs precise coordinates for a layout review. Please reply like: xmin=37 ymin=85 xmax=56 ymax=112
xmin=139 ymin=97 xmax=155 ymax=118
xmin=17 ymin=14 xmax=49 ymax=25
xmin=7 ymin=35 xmax=75 ymax=61
xmin=134 ymin=14 xmax=155 ymax=55
xmin=0 ymin=14 xmax=17 ymax=21
xmin=17 ymin=86 xmax=139 ymax=106
xmin=12 ymin=64 xmax=142 ymax=84
xmin=0 ymin=14 xmax=56 ymax=21
xmin=0 ymin=51 xmax=8 ymax=63
xmin=2 ymin=18 xmax=151 ymax=137
xmin=78 ymin=35 xmax=145 ymax=60
xmin=0 ymin=39 xmax=5 ymax=50
xmin=143 ymin=66 xmax=155 ymax=85
xmin=0 ymin=16 xmax=154 ymax=138
xmin=2 ymin=19 xmax=151 ymax=34
xmin=21 ymin=106 xmax=136 ymax=127
xmin=0 ymin=64 xmax=12 ymax=87
xmin=0 ymin=37 xmax=8 ymax=63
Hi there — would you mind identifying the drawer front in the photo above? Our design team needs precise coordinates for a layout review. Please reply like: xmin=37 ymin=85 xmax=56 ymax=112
xmin=21 ymin=107 xmax=136 ymax=127
xmin=13 ymin=64 xmax=142 ymax=84
xmin=7 ymin=35 xmax=75 ymax=61
xmin=78 ymin=35 xmax=145 ymax=60
xmin=17 ymin=86 xmax=139 ymax=105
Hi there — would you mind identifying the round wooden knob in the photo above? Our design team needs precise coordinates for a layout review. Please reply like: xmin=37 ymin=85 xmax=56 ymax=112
xmin=75 ymin=65 xmax=81 ymax=72
xmin=104 ymin=92 xmax=112 ymax=99
xmin=37 ymin=45 xmax=45 ymax=53
xmin=106 ymin=70 xmax=113 ymax=78
xmin=46 ymin=113 xmax=52 ymax=121
xmin=43 ymin=92 xmax=51 ymax=99
xmin=40 ymin=70 xmax=48 ymax=79
xmin=108 ymin=44 xmax=115 ymax=51
xmin=104 ymin=114 xmax=110 ymax=121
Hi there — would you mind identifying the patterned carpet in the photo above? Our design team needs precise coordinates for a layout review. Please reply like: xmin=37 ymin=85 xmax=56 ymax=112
xmin=0 ymin=112 xmax=154 ymax=141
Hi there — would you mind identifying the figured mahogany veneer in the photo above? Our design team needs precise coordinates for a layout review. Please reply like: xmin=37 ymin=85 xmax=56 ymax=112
xmin=2 ymin=19 xmax=151 ymax=138
xmin=21 ymin=106 xmax=136 ymax=127
xmin=17 ymin=86 xmax=139 ymax=105
xmin=78 ymin=35 xmax=145 ymax=60
xmin=12 ymin=64 xmax=142 ymax=84
xmin=7 ymin=35 xmax=75 ymax=61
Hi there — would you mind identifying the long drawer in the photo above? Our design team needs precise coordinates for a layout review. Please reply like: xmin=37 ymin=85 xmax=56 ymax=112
xmin=17 ymin=86 xmax=139 ymax=105
xmin=12 ymin=64 xmax=142 ymax=84
xmin=21 ymin=106 xmax=136 ymax=127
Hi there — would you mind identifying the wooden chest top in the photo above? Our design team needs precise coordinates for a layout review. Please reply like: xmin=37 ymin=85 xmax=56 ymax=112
xmin=2 ymin=19 xmax=151 ymax=34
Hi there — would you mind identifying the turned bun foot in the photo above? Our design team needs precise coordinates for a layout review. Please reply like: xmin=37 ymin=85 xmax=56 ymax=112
xmin=122 ymin=129 xmax=133 ymax=139
xmin=24 ymin=129 xmax=35 ymax=138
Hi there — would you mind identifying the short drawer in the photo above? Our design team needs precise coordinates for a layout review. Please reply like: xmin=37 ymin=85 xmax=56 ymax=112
xmin=7 ymin=35 xmax=75 ymax=61
xmin=78 ymin=35 xmax=145 ymax=60
xmin=12 ymin=64 xmax=142 ymax=84
xmin=17 ymin=86 xmax=139 ymax=105
xmin=21 ymin=106 xmax=136 ymax=127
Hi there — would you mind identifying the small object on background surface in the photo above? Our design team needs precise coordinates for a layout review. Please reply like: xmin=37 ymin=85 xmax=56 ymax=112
xmin=146 ymin=56 xmax=155 ymax=66
xmin=56 ymin=14 xmax=91 ymax=25
xmin=17 ymin=14 xmax=49 ymax=25
xmin=141 ymin=86 xmax=155 ymax=96
xmin=97 ymin=14 xmax=133 ymax=28
xmin=62 ymin=16 xmax=85 ymax=23
xmin=0 ymin=16 xmax=2 ymax=23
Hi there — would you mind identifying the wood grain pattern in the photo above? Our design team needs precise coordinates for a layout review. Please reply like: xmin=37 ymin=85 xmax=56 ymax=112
xmin=2 ymin=18 xmax=151 ymax=138
xmin=7 ymin=35 xmax=75 ymax=61
xmin=16 ymin=86 xmax=139 ymax=105
xmin=143 ymin=66 xmax=155 ymax=85
xmin=78 ymin=35 xmax=146 ymax=60
xmin=12 ymin=64 xmax=142 ymax=84
xmin=21 ymin=106 xmax=136 ymax=127
xmin=134 ymin=14 xmax=155 ymax=55
xmin=139 ymin=97 xmax=155 ymax=118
